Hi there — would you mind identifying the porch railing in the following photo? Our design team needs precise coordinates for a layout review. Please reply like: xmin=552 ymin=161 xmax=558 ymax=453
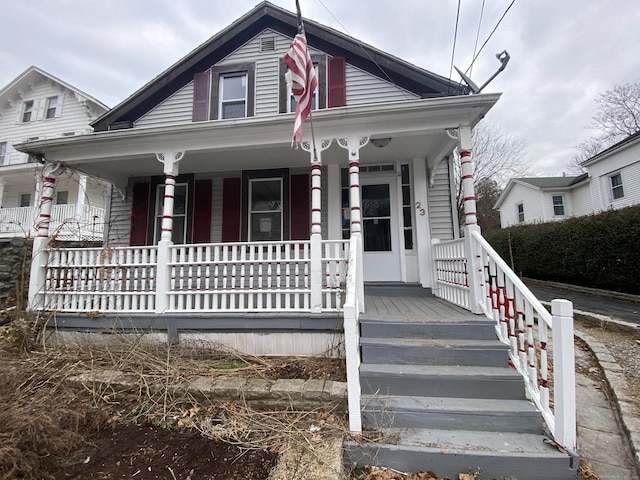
xmin=0 ymin=204 xmax=105 ymax=241
xmin=41 ymin=239 xmax=348 ymax=314
xmin=432 ymin=229 xmax=577 ymax=452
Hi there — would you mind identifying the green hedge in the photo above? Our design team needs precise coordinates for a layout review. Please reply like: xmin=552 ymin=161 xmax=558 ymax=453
xmin=484 ymin=205 xmax=640 ymax=294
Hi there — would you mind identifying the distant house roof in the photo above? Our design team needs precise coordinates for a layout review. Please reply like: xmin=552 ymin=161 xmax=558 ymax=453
xmin=91 ymin=1 xmax=468 ymax=132
xmin=581 ymin=129 xmax=640 ymax=167
xmin=0 ymin=65 xmax=109 ymax=111
xmin=494 ymin=173 xmax=588 ymax=209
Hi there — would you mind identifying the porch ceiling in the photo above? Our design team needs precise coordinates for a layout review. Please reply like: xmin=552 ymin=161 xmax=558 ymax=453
xmin=16 ymin=94 xmax=499 ymax=186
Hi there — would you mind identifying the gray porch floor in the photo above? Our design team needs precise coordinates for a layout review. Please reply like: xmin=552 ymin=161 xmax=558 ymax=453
xmin=363 ymin=294 xmax=483 ymax=322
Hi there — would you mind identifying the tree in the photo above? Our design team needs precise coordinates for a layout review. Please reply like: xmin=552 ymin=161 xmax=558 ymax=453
xmin=454 ymin=123 xmax=528 ymax=231
xmin=573 ymin=80 xmax=640 ymax=169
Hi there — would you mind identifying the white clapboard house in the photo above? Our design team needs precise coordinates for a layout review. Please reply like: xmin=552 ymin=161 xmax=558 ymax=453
xmin=16 ymin=3 xmax=578 ymax=478
xmin=0 ymin=66 xmax=109 ymax=241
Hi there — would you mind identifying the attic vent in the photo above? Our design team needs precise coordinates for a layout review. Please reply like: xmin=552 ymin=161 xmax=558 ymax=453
xmin=260 ymin=36 xmax=276 ymax=52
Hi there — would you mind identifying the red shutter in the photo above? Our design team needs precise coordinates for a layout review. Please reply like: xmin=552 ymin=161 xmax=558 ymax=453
xmin=290 ymin=173 xmax=310 ymax=240
xmin=130 ymin=182 xmax=150 ymax=246
xmin=328 ymin=57 xmax=346 ymax=108
xmin=192 ymin=179 xmax=213 ymax=243
xmin=221 ymin=178 xmax=241 ymax=242
xmin=192 ymin=71 xmax=211 ymax=122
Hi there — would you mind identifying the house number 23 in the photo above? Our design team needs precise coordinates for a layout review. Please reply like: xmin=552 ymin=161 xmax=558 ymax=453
xmin=415 ymin=202 xmax=426 ymax=216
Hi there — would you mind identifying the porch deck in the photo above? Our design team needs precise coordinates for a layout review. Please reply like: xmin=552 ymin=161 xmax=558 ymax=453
xmin=363 ymin=293 xmax=482 ymax=323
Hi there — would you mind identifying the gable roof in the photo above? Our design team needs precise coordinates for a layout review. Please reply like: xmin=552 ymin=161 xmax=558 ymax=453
xmin=0 ymin=66 xmax=108 ymax=111
xmin=92 ymin=1 xmax=467 ymax=132
xmin=494 ymin=173 xmax=588 ymax=209
xmin=581 ymin=129 xmax=640 ymax=167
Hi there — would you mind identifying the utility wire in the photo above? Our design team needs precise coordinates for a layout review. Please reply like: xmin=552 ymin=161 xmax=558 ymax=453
xmin=468 ymin=0 xmax=486 ymax=79
xmin=447 ymin=0 xmax=462 ymax=95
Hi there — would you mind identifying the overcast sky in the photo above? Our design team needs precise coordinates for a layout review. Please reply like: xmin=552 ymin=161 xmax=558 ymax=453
xmin=2 ymin=0 xmax=639 ymax=175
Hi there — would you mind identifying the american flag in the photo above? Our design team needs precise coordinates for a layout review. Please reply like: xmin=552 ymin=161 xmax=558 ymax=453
xmin=283 ymin=31 xmax=318 ymax=148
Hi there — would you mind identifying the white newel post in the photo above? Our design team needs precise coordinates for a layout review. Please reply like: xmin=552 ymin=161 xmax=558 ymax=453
xmin=302 ymin=140 xmax=332 ymax=313
xmin=28 ymin=165 xmax=60 ymax=310
xmin=456 ymin=125 xmax=483 ymax=314
xmin=551 ymin=299 xmax=577 ymax=451
xmin=155 ymin=151 xmax=184 ymax=314
xmin=338 ymin=136 xmax=369 ymax=310
xmin=0 ymin=181 xmax=5 ymax=208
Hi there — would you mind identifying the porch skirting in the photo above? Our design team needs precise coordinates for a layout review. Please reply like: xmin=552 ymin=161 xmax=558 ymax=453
xmin=45 ymin=312 xmax=345 ymax=357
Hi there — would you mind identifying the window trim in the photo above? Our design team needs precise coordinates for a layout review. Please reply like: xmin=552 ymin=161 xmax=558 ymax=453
xmin=609 ymin=172 xmax=624 ymax=200
xmin=551 ymin=194 xmax=565 ymax=216
xmin=279 ymin=54 xmax=326 ymax=113
xmin=516 ymin=202 xmax=525 ymax=224
xmin=210 ymin=62 xmax=255 ymax=120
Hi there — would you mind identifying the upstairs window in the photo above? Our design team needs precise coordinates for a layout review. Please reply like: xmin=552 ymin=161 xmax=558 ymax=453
xmin=45 ymin=96 xmax=58 ymax=119
xmin=0 ymin=142 xmax=7 ymax=165
xmin=552 ymin=195 xmax=565 ymax=216
xmin=219 ymin=73 xmax=248 ymax=119
xmin=610 ymin=172 xmax=624 ymax=200
xmin=516 ymin=203 xmax=525 ymax=224
xmin=22 ymin=101 xmax=34 ymax=123
xmin=288 ymin=64 xmax=319 ymax=113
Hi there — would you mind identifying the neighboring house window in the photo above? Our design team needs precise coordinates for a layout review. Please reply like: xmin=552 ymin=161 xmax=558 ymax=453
xmin=552 ymin=195 xmax=565 ymax=216
xmin=610 ymin=173 xmax=624 ymax=200
xmin=249 ymin=178 xmax=283 ymax=241
xmin=20 ymin=193 xmax=31 ymax=207
xmin=219 ymin=73 xmax=248 ymax=119
xmin=516 ymin=203 xmax=525 ymax=223
xmin=0 ymin=142 xmax=7 ymax=165
xmin=45 ymin=96 xmax=58 ymax=119
xmin=154 ymin=183 xmax=188 ymax=244
xmin=287 ymin=64 xmax=319 ymax=113
xmin=56 ymin=191 xmax=69 ymax=205
xmin=22 ymin=101 xmax=34 ymax=122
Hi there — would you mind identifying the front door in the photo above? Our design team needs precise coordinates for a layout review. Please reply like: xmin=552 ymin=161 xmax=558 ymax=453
xmin=361 ymin=176 xmax=402 ymax=282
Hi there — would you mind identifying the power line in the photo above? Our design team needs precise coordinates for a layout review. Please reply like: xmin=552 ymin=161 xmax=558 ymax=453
xmin=447 ymin=0 xmax=462 ymax=95
xmin=469 ymin=0 xmax=486 ymax=79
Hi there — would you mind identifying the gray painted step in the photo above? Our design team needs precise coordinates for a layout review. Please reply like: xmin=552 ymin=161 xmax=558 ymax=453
xmin=361 ymin=395 xmax=543 ymax=433
xmin=360 ymin=337 xmax=509 ymax=366
xmin=360 ymin=320 xmax=497 ymax=340
xmin=360 ymin=364 xmax=525 ymax=400
xmin=345 ymin=428 xmax=577 ymax=480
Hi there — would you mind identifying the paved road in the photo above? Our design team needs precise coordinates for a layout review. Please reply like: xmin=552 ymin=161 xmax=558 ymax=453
xmin=525 ymin=284 xmax=640 ymax=325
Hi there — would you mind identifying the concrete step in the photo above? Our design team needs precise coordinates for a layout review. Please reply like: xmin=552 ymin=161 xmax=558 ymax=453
xmin=360 ymin=364 xmax=525 ymax=400
xmin=359 ymin=319 xmax=497 ymax=341
xmin=360 ymin=337 xmax=509 ymax=366
xmin=344 ymin=428 xmax=578 ymax=480
xmin=361 ymin=395 xmax=543 ymax=433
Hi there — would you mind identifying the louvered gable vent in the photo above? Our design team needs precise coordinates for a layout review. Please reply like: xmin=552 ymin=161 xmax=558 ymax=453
xmin=260 ymin=36 xmax=276 ymax=52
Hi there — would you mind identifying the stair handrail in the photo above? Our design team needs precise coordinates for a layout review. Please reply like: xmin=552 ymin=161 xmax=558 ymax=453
xmin=343 ymin=235 xmax=362 ymax=434
xmin=470 ymin=229 xmax=576 ymax=451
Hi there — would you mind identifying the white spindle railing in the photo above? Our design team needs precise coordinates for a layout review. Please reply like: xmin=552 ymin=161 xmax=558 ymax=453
xmin=432 ymin=238 xmax=470 ymax=309
xmin=43 ymin=246 xmax=158 ymax=312
xmin=0 ymin=205 xmax=105 ymax=241
xmin=469 ymin=230 xmax=576 ymax=451
xmin=342 ymin=236 xmax=362 ymax=434
xmin=322 ymin=240 xmax=349 ymax=310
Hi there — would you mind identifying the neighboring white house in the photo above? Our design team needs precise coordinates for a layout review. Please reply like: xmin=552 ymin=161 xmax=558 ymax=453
xmin=0 ymin=66 xmax=109 ymax=241
xmin=496 ymin=130 xmax=640 ymax=227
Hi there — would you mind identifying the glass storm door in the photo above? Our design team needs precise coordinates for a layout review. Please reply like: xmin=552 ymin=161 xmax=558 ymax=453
xmin=361 ymin=177 xmax=401 ymax=281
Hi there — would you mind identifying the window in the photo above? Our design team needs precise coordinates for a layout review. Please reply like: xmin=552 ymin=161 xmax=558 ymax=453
xmin=219 ymin=73 xmax=248 ymax=119
xmin=610 ymin=173 xmax=624 ymax=200
xmin=249 ymin=178 xmax=282 ymax=241
xmin=20 ymin=193 xmax=31 ymax=207
xmin=401 ymin=164 xmax=413 ymax=249
xmin=154 ymin=183 xmax=188 ymax=244
xmin=516 ymin=203 xmax=525 ymax=224
xmin=22 ymin=101 xmax=34 ymax=123
xmin=287 ymin=64 xmax=319 ymax=113
xmin=45 ymin=96 xmax=58 ymax=119
xmin=0 ymin=142 xmax=7 ymax=165
xmin=552 ymin=195 xmax=565 ymax=216
xmin=56 ymin=191 xmax=69 ymax=205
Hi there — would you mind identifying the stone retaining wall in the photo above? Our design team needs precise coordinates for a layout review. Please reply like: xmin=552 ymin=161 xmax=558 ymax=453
xmin=0 ymin=239 xmax=32 ymax=303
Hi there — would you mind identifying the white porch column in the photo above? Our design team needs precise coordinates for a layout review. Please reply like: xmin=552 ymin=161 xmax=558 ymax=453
xmin=155 ymin=151 xmax=184 ymax=314
xmin=457 ymin=125 xmax=483 ymax=314
xmin=28 ymin=164 xmax=61 ymax=310
xmin=302 ymin=140 xmax=332 ymax=313
xmin=0 ymin=180 xmax=5 ymax=208
xmin=75 ymin=174 xmax=87 ymax=219
xmin=412 ymin=157 xmax=432 ymax=288
xmin=337 ymin=136 xmax=369 ymax=311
